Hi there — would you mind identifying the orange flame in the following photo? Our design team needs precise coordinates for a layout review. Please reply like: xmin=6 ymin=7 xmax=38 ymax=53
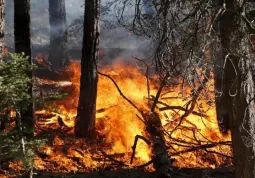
xmin=34 ymin=59 xmax=232 ymax=172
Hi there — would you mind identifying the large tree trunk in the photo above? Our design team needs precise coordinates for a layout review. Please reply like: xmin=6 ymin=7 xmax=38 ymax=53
xmin=48 ymin=0 xmax=68 ymax=69
xmin=213 ymin=0 xmax=235 ymax=134
xmin=0 ymin=0 xmax=5 ymax=59
xmin=14 ymin=0 xmax=33 ymax=135
xmin=215 ymin=1 xmax=255 ymax=177
xmin=231 ymin=46 xmax=255 ymax=178
xmin=75 ymin=0 xmax=100 ymax=138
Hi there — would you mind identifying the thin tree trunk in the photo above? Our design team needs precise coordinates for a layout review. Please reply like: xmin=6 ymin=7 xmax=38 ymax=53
xmin=0 ymin=0 xmax=5 ymax=59
xmin=48 ymin=0 xmax=68 ymax=69
xmin=75 ymin=0 xmax=100 ymax=138
xmin=14 ymin=0 xmax=33 ymax=136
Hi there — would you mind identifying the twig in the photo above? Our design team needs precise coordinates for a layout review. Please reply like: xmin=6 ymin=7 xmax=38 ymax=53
xmin=132 ymin=56 xmax=152 ymax=102
xmin=147 ymin=96 xmax=208 ymax=117
xmin=171 ymin=142 xmax=232 ymax=157
xmin=160 ymin=105 xmax=207 ymax=118
xmin=170 ymin=67 xmax=211 ymax=136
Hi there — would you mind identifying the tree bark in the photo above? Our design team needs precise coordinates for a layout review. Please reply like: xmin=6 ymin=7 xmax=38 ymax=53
xmin=215 ymin=1 xmax=255 ymax=177
xmin=14 ymin=0 xmax=33 ymax=135
xmin=213 ymin=0 xmax=236 ymax=134
xmin=75 ymin=0 xmax=100 ymax=139
xmin=48 ymin=0 xmax=68 ymax=69
xmin=0 ymin=0 xmax=5 ymax=59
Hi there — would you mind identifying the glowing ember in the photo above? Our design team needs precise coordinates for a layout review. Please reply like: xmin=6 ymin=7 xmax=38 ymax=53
xmin=34 ymin=59 xmax=232 ymax=172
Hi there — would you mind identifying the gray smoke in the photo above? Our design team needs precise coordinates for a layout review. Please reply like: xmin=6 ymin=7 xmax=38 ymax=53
xmin=5 ymin=0 xmax=153 ymax=63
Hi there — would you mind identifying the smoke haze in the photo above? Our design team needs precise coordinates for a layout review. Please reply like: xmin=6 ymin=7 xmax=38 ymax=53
xmin=5 ymin=0 xmax=153 ymax=62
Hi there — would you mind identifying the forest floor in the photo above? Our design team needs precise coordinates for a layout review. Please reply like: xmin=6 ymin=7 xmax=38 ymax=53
xmin=33 ymin=167 xmax=235 ymax=178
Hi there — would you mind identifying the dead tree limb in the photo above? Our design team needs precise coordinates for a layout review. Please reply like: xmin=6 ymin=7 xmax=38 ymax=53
xmin=130 ymin=135 xmax=151 ymax=164
xmin=148 ymin=97 xmax=208 ymax=118
xmin=98 ymin=71 xmax=140 ymax=113
xmin=151 ymin=73 xmax=169 ymax=112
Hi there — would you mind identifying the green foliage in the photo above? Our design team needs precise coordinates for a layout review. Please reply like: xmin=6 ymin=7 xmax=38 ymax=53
xmin=0 ymin=129 xmax=46 ymax=171
xmin=0 ymin=53 xmax=34 ymax=110
xmin=0 ymin=53 xmax=46 ymax=173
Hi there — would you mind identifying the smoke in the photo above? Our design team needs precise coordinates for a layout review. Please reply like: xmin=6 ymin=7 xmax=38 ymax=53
xmin=142 ymin=0 xmax=154 ymax=16
xmin=5 ymin=0 xmax=153 ymax=62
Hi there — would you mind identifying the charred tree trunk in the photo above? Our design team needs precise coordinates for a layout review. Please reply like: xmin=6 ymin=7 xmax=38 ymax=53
xmin=14 ymin=0 xmax=33 ymax=135
xmin=0 ymin=0 xmax=5 ymax=59
xmin=144 ymin=112 xmax=172 ymax=178
xmin=215 ymin=1 xmax=255 ymax=177
xmin=48 ymin=0 xmax=68 ymax=69
xmin=75 ymin=0 xmax=100 ymax=138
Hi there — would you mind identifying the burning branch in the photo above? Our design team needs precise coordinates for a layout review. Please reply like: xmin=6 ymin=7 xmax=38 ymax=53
xmin=130 ymin=135 xmax=151 ymax=164
xmin=97 ymin=71 xmax=140 ymax=113
xmin=151 ymin=73 xmax=169 ymax=112
xmin=101 ymin=151 xmax=128 ymax=167
xmin=147 ymin=97 xmax=208 ymax=118
xmin=171 ymin=141 xmax=232 ymax=157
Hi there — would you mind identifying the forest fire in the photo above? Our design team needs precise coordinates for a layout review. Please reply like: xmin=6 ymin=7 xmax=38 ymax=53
xmin=2 ymin=0 xmax=255 ymax=177
xmin=33 ymin=60 xmax=233 ymax=173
